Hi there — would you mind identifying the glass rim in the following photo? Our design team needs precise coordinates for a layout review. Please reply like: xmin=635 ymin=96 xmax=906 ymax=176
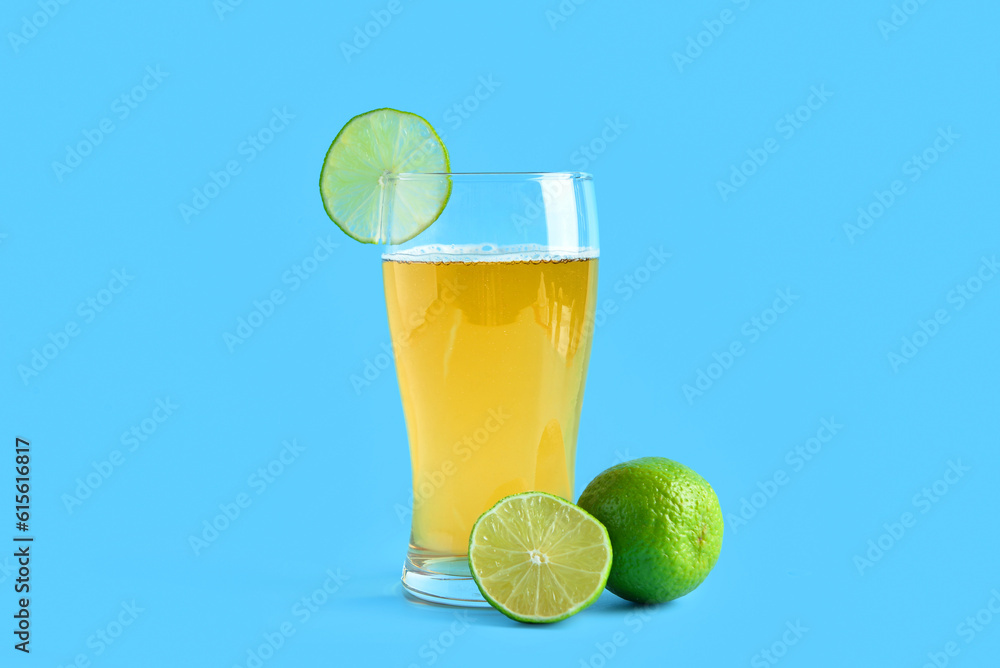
xmin=388 ymin=171 xmax=593 ymax=181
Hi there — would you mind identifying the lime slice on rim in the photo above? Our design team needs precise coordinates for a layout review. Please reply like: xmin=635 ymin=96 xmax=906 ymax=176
xmin=319 ymin=108 xmax=450 ymax=244
xmin=468 ymin=492 xmax=613 ymax=623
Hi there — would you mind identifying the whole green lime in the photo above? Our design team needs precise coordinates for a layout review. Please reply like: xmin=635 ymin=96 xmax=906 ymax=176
xmin=577 ymin=457 xmax=723 ymax=604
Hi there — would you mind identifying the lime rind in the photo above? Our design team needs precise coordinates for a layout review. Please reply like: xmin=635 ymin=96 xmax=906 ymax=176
xmin=319 ymin=108 xmax=450 ymax=244
xmin=468 ymin=491 xmax=613 ymax=624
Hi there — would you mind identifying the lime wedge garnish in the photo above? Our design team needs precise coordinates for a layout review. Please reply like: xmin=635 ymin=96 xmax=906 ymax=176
xmin=319 ymin=108 xmax=450 ymax=244
xmin=468 ymin=492 xmax=613 ymax=623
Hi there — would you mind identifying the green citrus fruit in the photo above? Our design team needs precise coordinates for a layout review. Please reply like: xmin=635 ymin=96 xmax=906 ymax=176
xmin=468 ymin=492 xmax=612 ymax=623
xmin=318 ymin=108 xmax=449 ymax=244
xmin=577 ymin=457 xmax=723 ymax=604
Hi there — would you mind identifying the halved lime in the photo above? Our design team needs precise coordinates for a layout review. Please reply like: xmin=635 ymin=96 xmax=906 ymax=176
xmin=319 ymin=108 xmax=450 ymax=244
xmin=468 ymin=492 xmax=612 ymax=623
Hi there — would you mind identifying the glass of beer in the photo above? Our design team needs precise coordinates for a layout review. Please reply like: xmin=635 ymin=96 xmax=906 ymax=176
xmin=381 ymin=172 xmax=600 ymax=606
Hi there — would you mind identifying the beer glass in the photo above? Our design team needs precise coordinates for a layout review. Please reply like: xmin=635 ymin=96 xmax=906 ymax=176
xmin=381 ymin=173 xmax=599 ymax=605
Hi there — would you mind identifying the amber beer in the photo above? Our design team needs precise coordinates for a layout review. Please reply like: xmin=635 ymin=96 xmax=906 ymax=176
xmin=383 ymin=248 xmax=598 ymax=556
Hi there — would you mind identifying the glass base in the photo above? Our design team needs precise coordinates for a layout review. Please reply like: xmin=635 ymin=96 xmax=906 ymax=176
xmin=401 ymin=553 xmax=491 ymax=607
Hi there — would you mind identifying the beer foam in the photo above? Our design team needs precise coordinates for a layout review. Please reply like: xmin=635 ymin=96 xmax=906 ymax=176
xmin=382 ymin=244 xmax=599 ymax=263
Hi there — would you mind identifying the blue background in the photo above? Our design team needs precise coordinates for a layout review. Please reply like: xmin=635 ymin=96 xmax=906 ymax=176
xmin=2 ymin=0 xmax=999 ymax=666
